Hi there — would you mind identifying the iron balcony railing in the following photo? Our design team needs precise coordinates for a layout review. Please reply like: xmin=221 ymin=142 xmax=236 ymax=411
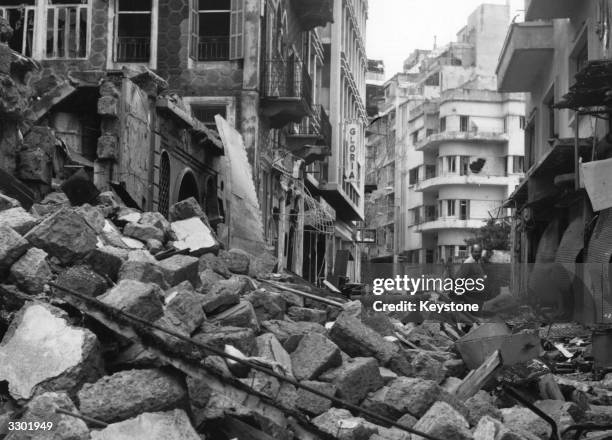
xmin=116 ymin=36 xmax=150 ymax=62
xmin=262 ymin=58 xmax=313 ymax=108
xmin=288 ymin=105 xmax=332 ymax=146
xmin=198 ymin=35 xmax=229 ymax=61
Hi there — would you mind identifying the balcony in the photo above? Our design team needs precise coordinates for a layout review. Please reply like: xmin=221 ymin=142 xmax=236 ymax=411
xmin=415 ymin=131 xmax=508 ymax=151
xmin=285 ymin=105 xmax=332 ymax=165
xmin=261 ymin=59 xmax=313 ymax=128
xmin=415 ymin=173 xmax=510 ymax=192
xmin=116 ymin=37 xmax=150 ymax=62
xmin=197 ymin=36 xmax=230 ymax=61
xmin=290 ymin=0 xmax=334 ymax=31
xmin=416 ymin=217 xmax=488 ymax=232
xmin=497 ymin=22 xmax=554 ymax=93
xmin=525 ymin=0 xmax=576 ymax=21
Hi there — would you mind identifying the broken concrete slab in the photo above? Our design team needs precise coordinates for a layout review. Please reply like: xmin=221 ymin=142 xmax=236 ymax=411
xmin=534 ymin=400 xmax=579 ymax=434
xmin=77 ymin=369 xmax=187 ymax=423
xmin=5 ymin=392 xmax=90 ymax=440
xmin=169 ymin=197 xmax=208 ymax=223
xmin=209 ymin=300 xmax=259 ymax=331
xmin=465 ymin=391 xmax=503 ymax=426
xmin=164 ymin=283 xmax=206 ymax=334
xmin=287 ymin=306 xmax=327 ymax=324
xmin=290 ymin=332 xmax=342 ymax=381
xmin=24 ymin=208 xmax=98 ymax=264
xmin=55 ymin=264 xmax=109 ymax=298
xmin=296 ymin=381 xmax=335 ymax=416
xmin=157 ymin=254 xmax=199 ymax=287
xmin=90 ymin=409 xmax=200 ymax=440
xmin=118 ymin=260 xmax=170 ymax=290
xmin=198 ymin=268 xmax=225 ymax=292
xmin=98 ymin=279 xmax=164 ymax=321
xmin=193 ymin=325 xmax=256 ymax=356
xmin=319 ymin=357 xmax=384 ymax=405
xmin=199 ymin=252 xmax=231 ymax=278
xmin=329 ymin=311 xmax=399 ymax=365
xmin=200 ymin=277 xmax=246 ymax=314
xmin=0 ymin=224 xmax=29 ymax=271
xmin=75 ymin=203 xmax=106 ymax=234
xmin=410 ymin=351 xmax=446 ymax=383
xmin=86 ymin=246 xmax=128 ymax=281
xmin=116 ymin=207 xmax=142 ymax=225
xmin=0 ymin=207 xmax=37 ymax=234
xmin=255 ymin=333 xmax=294 ymax=378
xmin=244 ymin=288 xmax=286 ymax=321
xmin=501 ymin=406 xmax=552 ymax=440
xmin=261 ymin=319 xmax=326 ymax=352
xmin=312 ymin=407 xmax=379 ymax=440
xmin=123 ymin=222 xmax=164 ymax=243
xmin=219 ymin=248 xmax=250 ymax=274
xmin=9 ymin=247 xmax=52 ymax=295
xmin=473 ymin=415 xmax=540 ymax=440
xmin=412 ymin=401 xmax=472 ymax=440
xmin=0 ymin=303 xmax=102 ymax=400
xmin=146 ymin=238 xmax=164 ymax=254
xmin=0 ymin=193 xmax=20 ymax=211
xmin=171 ymin=217 xmax=219 ymax=255
xmin=140 ymin=211 xmax=170 ymax=235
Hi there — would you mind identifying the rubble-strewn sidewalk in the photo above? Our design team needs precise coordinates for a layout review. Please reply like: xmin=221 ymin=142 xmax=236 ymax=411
xmin=1 ymin=190 xmax=612 ymax=440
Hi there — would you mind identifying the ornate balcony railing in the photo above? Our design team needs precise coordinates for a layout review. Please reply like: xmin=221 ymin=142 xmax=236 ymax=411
xmin=197 ymin=35 xmax=229 ymax=61
xmin=116 ymin=36 xmax=150 ymax=62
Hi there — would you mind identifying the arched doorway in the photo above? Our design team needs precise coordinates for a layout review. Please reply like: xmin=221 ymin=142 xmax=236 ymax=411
xmin=178 ymin=171 xmax=199 ymax=202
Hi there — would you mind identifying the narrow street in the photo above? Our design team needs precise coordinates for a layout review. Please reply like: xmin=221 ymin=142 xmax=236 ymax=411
xmin=1 ymin=1 xmax=612 ymax=439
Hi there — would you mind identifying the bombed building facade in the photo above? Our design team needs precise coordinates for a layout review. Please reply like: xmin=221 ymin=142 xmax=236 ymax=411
xmin=0 ymin=0 xmax=368 ymax=282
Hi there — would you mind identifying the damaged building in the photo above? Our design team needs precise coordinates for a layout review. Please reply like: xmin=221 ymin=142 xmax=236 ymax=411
xmin=0 ymin=0 xmax=368 ymax=284
xmin=364 ymin=3 xmax=525 ymax=265
xmin=498 ymin=0 xmax=612 ymax=325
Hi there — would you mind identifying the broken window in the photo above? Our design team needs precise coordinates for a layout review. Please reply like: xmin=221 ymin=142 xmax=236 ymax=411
xmin=190 ymin=0 xmax=243 ymax=61
xmin=459 ymin=199 xmax=469 ymax=220
xmin=459 ymin=115 xmax=469 ymax=132
xmin=0 ymin=2 xmax=35 ymax=56
xmin=115 ymin=0 xmax=151 ymax=62
xmin=45 ymin=0 xmax=89 ymax=59
xmin=191 ymin=105 xmax=227 ymax=129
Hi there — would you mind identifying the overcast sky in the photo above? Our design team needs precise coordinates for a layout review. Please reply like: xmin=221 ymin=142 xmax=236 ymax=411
xmin=366 ymin=0 xmax=524 ymax=79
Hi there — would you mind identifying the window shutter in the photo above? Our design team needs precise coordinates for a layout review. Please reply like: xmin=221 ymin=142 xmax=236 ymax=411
xmin=229 ymin=0 xmax=244 ymax=60
xmin=190 ymin=0 xmax=199 ymax=60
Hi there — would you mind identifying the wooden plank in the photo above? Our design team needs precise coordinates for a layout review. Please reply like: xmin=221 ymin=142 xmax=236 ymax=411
xmin=455 ymin=350 xmax=502 ymax=400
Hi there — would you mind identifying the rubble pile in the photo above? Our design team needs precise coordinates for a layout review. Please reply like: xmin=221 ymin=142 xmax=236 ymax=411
xmin=1 ymin=191 xmax=612 ymax=439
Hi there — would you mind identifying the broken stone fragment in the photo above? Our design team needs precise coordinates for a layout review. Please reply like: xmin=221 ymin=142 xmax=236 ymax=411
xmin=24 ymin=208 xmax=98 ymax=264
xmin=287 ymin=306 xmax=327 ymax=323
xmin=146 ymin=238 xmax=164 ymax=254
xmin=255 ymin=333 xmax=294 ymax=378
xmin=218 ymin=248 xmax=250 ymax=274
xmin=379 ymin=367 xmax=398 ymax=384
xmin=118 ymin=260 xmax=169 ymax=289
xmin=116 ymin=207 xmax=142 ymax=224
xmin=0 ymin=193 xmax=20 ymax=211
xmin=98 ymin=279 xmax=164 ymax=321
xmin=261 ymin=319 xmax=326 ymax=352
xmin=75 ymin=203 xmax=106 ymax=234
xmin=86 ymin=245 xmax=128 ymax=281
xmin=473 ymin=415 xmax=539 ymax=440
xmin=164 ymin=283 xmax=206 ymax=334
xmin=77 ymin=369 xmax=187 ymax=423
xmin=96 ymin=134 xmax=118 ymax=159
xmin=533 ymin=400 xmax=578 ymax=434
xmin=5 ymin=392 xmax=90 ymax=440
xmin=501 ymin=406 xmax=552 ymax=440
xmin=194 ymin=324 xmax=255 ymax=355
xmin=244 ymin=288 xmax=285 ymax=321
xmin=209 ymin=300 xmax=259 ymax=331
xmin=55 ymin=264 xmax=109 ymax=298
xmin=0 ymin=207 xmax=37 ymax=234
xmin=198 ymin=268 xmax=225 ymax=292
xmin=157 ymin=254 xmax=199 ymax=287
xmin=97 ymin=95 xmax=118 ymax=116
xmin=0 ymin=224 xmax=29 ymax=271
xmin=312 ymin=407 xmax=379 ymax=440
xmin=200 ymin=277 xmax=244 ymax=314
xmin=329 ymin=310 xmax=399 ymax=365
xmin=412 ymin=401 xmax=472 ymax=440
xmin=0 ymin=303 xmax=102 ymax=400
xmin=199 ymin=252 xmax=231 ymax=278
xmin=123 ymin=222 xmax=164 ymax=243
xmin=169 ymin=197 xmax=208 ymax=223
xmin=319 ymin=357 xmax=383 ymax=405
xmin=171 ymin=217 xmax=219 ymax=255
xmin=410 ymin=351 xmax=446 ymax=383
xmin=465 ymin=391 xmax=503 ymax=426
xmin=140 ymin=211 xmax=170 ymax=234
xmin=9 ymin=247 xmax=52 ymax=295
xmin=290 ymin=332 xmax=342 ymax=381
xmin=296 ymin=380 xmax=336 ymax=416
xmin=90 ymin=409 xmax=200 ymax=440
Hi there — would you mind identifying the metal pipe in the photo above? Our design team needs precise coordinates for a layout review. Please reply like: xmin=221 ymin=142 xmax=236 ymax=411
xmin=259 ymin=279 xmax=345 ymax=308
xmin=55 ymin=409 xmax=108 ymax=428
xmin=48 ymin=281 xmax=443 ymax=440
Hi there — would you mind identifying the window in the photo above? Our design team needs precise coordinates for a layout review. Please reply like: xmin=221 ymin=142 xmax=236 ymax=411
xmin=503 ymin=116 xmax=507 ymax=133
xmin=459 ymin=156 xmax=469 ymax=176
xmin=447 ymin=200 xmax=456 ymax=217
xmin=425 ymin=72 xmax=439 ymax=86
xmin=459 ymin=115 xmax=469 ymax=132
xmin=574 ymin=42 xmax=588 ymax=76
xmin=439 ymin=116 xmax=446 ymax=132
xmin=412 ymin=207 xmax=421 ymax=224
xmin=190 ymin=0 xmax=243 ymax=61
xmin=192 ymin=105 xmax=226 ymax=129
xmin=458 ymin=245 xmax=468 ymax=260
xmin=544 ymin=86 xmax=556 ymax=139
xmin=409 ymin=168 xmax=418 ymax=185
xmin=0 ymin=2 xmax=35 ymax=56
xmin=459 ymin=200 xmax=469 ymax=220
xmin=45 ymin=1 xmax=89 ymax=59
xmin=512 ymin=156 xmax=524 ymax=173
xmin=519 ymin=116 xmax=526 ymax=130
xmin=425 ymin=205 xmax=436 ymax=221
xmin=411 ymin=130 xmax=419 ymax=145
xmin=425 ymin=165 xmax=436 ymax=179
xmin=525 ymin=117 xmax=536 ymax=169
xmin=115 ymin=0 xmax=151 ymax=62
xmin=446 ymin=156 xmax=456 ymax=173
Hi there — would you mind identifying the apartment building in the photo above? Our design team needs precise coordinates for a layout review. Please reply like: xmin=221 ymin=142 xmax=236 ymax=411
xmin=497 ymin=0 xmax=612 ymax=323
xmin=364 ymin=3 xmax=524 ymax=266
xmin=0 ymin=0 xmax=370 ymax=283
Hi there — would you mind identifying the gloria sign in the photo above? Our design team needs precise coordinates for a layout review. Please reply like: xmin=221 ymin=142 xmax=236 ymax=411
xmin=345 ymin=122 xmax=360 ymax=183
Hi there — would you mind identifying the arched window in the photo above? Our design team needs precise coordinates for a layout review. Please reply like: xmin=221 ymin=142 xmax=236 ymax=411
xmin=178 ymin=170 xmax=199 ymax=202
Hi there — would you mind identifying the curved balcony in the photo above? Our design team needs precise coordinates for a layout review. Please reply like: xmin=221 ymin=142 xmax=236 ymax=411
xmin=415 ymin=131 xmax=508 ymax=151
xmin=415 ymin=173 xmax=510 ymax=192
xmin=416 ymin=217 xmax=487 ymax=232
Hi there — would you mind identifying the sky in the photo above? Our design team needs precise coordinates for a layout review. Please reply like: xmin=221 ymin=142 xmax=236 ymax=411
xmin=366 ymin=0 xmax=524 ymax=79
